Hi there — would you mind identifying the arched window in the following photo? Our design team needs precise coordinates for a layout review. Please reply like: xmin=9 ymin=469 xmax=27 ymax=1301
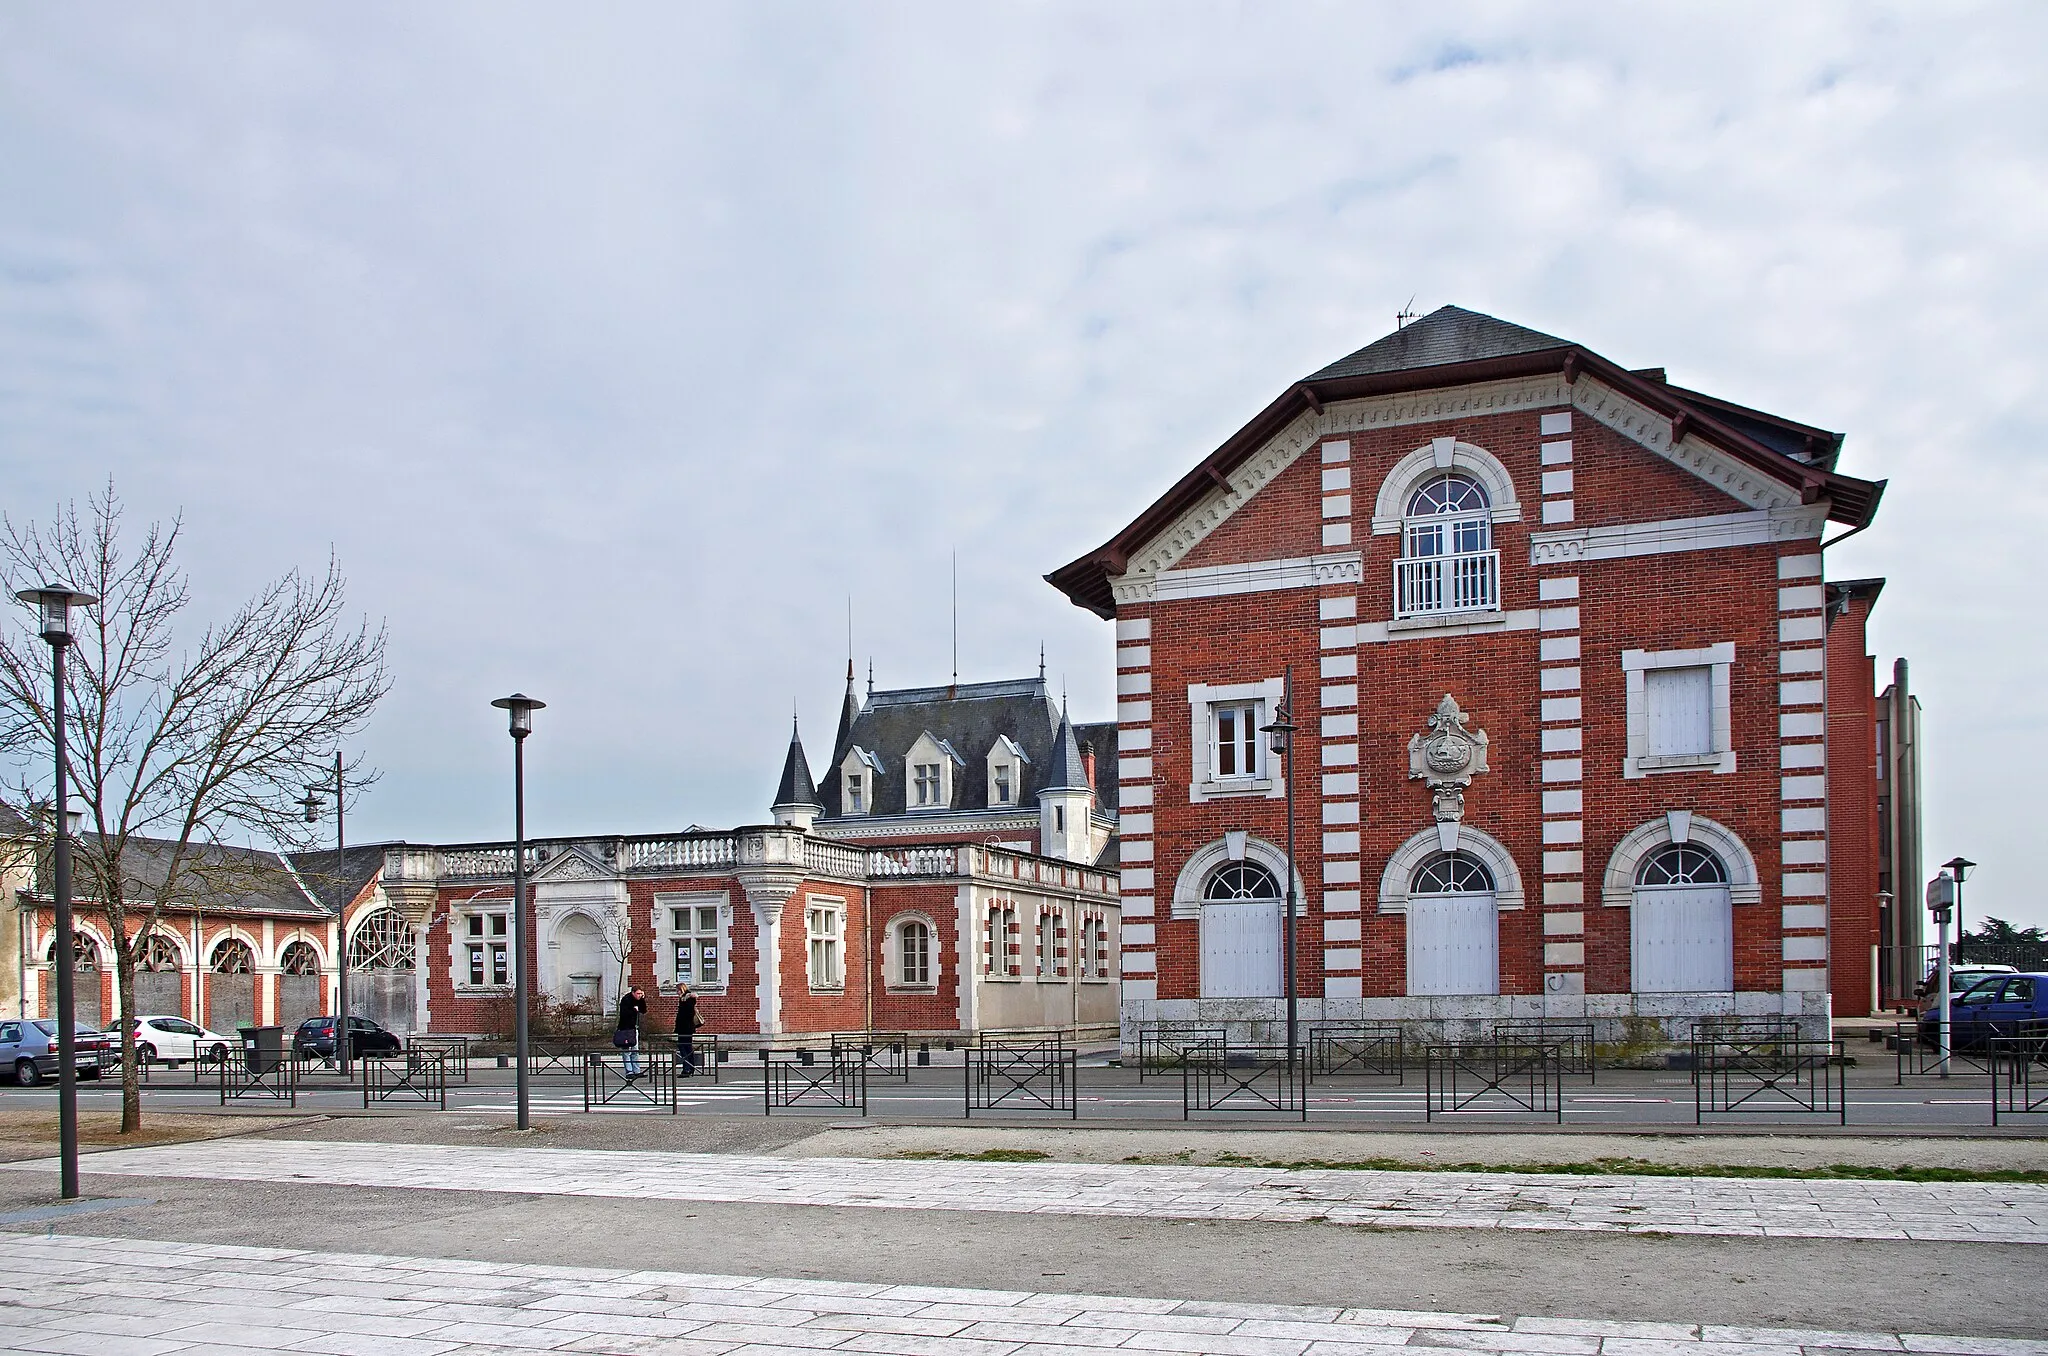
xmin=1397 ymin=473 xmax=1497 ymax=617
xmin=138 ymin=932 xmax=181 ymax=972
xmin=1636 ymin=844 xmax=1728 ymax=887
xmin=349 ymin=911 xmax=416 ymax=971
xmin=899 ymin=920 xmax=931 ymax=986
xmin=280 ymin=941 xmax=320 ymax=976
xmin=46 ymin=933 xmax=100 ymax=970
xmin=1410 ymin=852 xmax=1495 ymax=895
xmin=210 ymin=938 xmax=255 ymax=974
xmin=1203 ymin=862 xmax=1282 ymax=902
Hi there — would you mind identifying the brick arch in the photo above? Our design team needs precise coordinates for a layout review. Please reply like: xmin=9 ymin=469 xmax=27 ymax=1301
xmin=1376 ymin=824 xmax=1526 ymax=913
xmin=1169 ymin=836 xmax=1310 ymax=921
xmin=1601 ymin=814 xmax=1762 ymax=908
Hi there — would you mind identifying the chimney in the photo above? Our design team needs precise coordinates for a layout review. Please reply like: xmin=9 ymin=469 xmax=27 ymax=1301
xmin=1081 ymin=748 xmax=1096 ymax=790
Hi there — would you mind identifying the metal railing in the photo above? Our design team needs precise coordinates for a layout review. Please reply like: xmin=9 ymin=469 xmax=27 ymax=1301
xmin=1395 ymin=549 xmax=1499 ymax=619
xmin=1135 ymin=1022 xmax=1230 ymax=1080
xmin=1691 ymin=1037 xmax=1845 ymax=1125
xmin=830 ymin=1032 xmax=911 ymax=1081
xmin=583 ymin=1052 xmax=680 ymax=1112
xmin=1991 ymin=1031 xmax=2048 ymax=1124
xmin=362 ymin=1050 xmax=449 ymax=1110
xmin=1493 ymin=1020 xmax=1596 ymax=1081
xmin=1425 ymin=1041 xmax=1563 ymax=1123
xmin=966 ymin=1037 xmax=1077 ymax=1118
xmin=1182 ymin=1046 xmax=1307 ymax=1120
xmin=764 ymin=1053 xmax=867 ymax=1115
xmin=219 ymin=1054 xmax=299 ymax=1106
xmin=406 ymin=1036 xmax=470 ymax=1083
xmin=1306 ymin=1023 xmax=1405 ymax=1083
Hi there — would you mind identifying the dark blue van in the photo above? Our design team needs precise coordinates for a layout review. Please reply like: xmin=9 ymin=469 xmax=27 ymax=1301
xmin=1920 ymin=972 xmax=2048 ymax=1048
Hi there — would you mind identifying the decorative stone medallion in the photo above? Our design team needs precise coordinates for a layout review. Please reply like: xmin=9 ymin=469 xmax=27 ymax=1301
xmin=1408 ymin=693 xmax=1489 ymax=826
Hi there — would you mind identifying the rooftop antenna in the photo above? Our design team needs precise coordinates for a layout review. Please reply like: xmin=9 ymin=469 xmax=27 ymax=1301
xmin=867 ymin=658 xmax=874 ymax=699
xmin=846 ymin=596 xmax=853 ymax=675
xmin=1396 ymin=295 xmax=1419 ymax=329
xmin=950 ymin=550 xmax=959 ymax=694
xmin=1039 ymin=642 xmax=1046 ymax=685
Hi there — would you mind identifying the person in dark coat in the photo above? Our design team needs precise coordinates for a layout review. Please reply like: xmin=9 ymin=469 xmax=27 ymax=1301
xmin=675 ymin=984 xmax=701 ymax=1076
xmin=615 ymin=987 xmax=648 ymax=1077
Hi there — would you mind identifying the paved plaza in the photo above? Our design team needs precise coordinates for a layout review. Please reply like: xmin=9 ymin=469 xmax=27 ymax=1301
xmin=15 ymin=1138 xmax=2048 ymax=1244
xmin=1 ymin=1231 xmax=2043 ymax=1356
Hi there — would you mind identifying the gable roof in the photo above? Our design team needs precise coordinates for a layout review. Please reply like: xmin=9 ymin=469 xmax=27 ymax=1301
xmin=286 ymin=843 xmax=389 ymax=915
xmin=1046 ymin=306 xmax=1884 ymax=617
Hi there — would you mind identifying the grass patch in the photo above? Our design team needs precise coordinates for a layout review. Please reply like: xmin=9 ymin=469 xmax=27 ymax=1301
xmin=889 ymin=1148 xmax=1053 ymax=1163
xmin=1191 ymin=1151 xmax=2048 ymax=1184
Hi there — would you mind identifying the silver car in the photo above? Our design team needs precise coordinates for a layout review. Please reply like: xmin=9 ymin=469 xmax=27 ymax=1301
xmin=0 ymin=1020 xmax=114 ymax=1086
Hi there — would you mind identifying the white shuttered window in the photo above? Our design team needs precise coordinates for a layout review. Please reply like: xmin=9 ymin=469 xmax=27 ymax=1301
xmin=1200 ymin=902 xmax=1282 ymax=997
xmin=1632 ymin=887 xmax=1733 ymax=992
xmin=1406 ymin=896 xmax=1499 ymax=996
xmin=1644 ymin=666 xmax=1713 ymax=757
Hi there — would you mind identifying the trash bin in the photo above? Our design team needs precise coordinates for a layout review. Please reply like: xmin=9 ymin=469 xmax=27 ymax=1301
xmin=242 ymin=1025 xmax=285 ymax=1074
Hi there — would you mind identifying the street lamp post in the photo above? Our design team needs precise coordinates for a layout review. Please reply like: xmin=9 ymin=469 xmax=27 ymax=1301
xmin=491 ymin=694 xmax=543 ymax=1130
xmin=1927 ymin=871 xmax=1956 ymax=1078
xmin=1942 ymin=856 xmax=1976 ymax=961
xmin=302 ymin=750 xmax=351 ymax=1077
xmin=17 ymin=583 xmax=98 ymax=1201
xmin=1261 ymin=667 xmax=1298 ymax=1067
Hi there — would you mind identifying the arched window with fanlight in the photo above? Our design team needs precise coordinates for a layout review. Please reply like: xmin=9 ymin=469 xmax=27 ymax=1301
xmin=1199 ymin=859 xmax=1283 ymax=999
xmin=1405 ymin=850 xmax=1499 ymax=996
xmin=1632 ymin=842 xmax=1733 ymax=992
xmin=1396 ymin=472 xmax=1499 ymax=618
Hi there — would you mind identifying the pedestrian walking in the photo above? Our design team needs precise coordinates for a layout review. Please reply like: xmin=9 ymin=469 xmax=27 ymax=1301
xmin=675 ymin=983 xmax=701 ymax=1076
xmin=614 ymin=986 xmax=648 ymax=1078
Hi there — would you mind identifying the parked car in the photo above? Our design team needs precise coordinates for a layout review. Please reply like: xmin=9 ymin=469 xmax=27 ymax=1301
xmin=0 ymin=1020 xmax=116 ymax=1086
xmin=127 ymin=1015 xmax=235 ymax=1066
xmin=1916 ymin=961 xmax=2016 ymax=999
xmin=1918 ymin=972 xmax=2048 ymax=1049
xmin=292 ymin=1015 xmax=402 ymax=1061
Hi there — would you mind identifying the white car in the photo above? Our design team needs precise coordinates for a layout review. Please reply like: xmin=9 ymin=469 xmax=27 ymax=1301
xmin=128 ymin=1015 xmax=235 ymax=1066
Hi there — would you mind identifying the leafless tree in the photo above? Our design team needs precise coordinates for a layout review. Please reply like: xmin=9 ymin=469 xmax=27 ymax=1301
xmin=0 ymin=484 xmax=389 ymax=1131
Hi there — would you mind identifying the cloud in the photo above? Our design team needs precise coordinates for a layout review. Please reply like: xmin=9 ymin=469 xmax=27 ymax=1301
xmin=1 ymin=3 xmax=2044 ymax=926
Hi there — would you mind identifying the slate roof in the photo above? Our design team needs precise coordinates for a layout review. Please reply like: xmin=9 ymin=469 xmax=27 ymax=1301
xmin=1043 ymin=709 xmax=1089 ymax=792
xmin=1047 ymin=305 xmax=1884 ymax=618
xmin=772 ymin=720 xmax=823 ymax=810
xmin=286 ymin=844 xmax=390 ymax=916
xmin=19 ymin=834 xmax=334 ymax=918
xmin=1307 ymin=306 xmax=1569 ymax=380
xmin=818 ymin=676 xmax=1112 ymax=820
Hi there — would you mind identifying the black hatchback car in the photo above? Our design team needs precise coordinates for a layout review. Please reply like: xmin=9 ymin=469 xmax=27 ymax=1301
xmin=292 ymin=1015 xmax=402 ymax=1061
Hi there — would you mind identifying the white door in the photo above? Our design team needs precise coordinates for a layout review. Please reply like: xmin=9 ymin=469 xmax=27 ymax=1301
xmin=1632 ymin=886 xmax=1733 ymax=992
xmin=1406 ymin=895 xmax=1498 ymax=996
xmin=1200 ymin=901 xmax=1283 ymax=998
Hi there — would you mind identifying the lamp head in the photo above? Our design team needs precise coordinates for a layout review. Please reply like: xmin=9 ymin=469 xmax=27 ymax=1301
xmin=15 ymin=584 xmax=98 ymax=645
xmin=300 ymin=790 xmax=324 ymax=824
xmin=1260 ymin=707 xmax=1295 ymax=756
xmin=1942 ymin=855 xmax=1976 ymax=880
xmin=491 ymin=692 xmax=545 ymax=737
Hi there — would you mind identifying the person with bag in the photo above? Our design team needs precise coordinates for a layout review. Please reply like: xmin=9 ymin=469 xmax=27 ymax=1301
xmin=614 ymin=986 xmax=648 ymax=1078
xmin=674 ymin=983 xmax=701 ymax=1076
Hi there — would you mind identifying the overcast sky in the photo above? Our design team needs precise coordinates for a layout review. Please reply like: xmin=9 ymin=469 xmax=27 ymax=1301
xmin=2 ymin=5 xmax=2044 ymax=928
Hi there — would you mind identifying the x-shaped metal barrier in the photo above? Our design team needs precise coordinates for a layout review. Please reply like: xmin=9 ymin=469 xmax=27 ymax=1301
xmin=219 ymin=1053 xmax=299 ymax=1106
xmin=1424 ymin=1041 xmax=1563 ymax=1122
xmin=1491 ymin=1021 xmax=1596 ymax=1081
xmin=830 ymin=1032 xmax=912 ymax=1081
xmin=1182 ymin=1046 xmax=1306 ymax=1120
xmin=966 ymin=1038 xmax=1076 ymax=1118
xmin=1134 ymin=1022 xmax=1230 ymax=1081
xmin=583 ymin=1052 xmax=680 ymax=1112
xmin=361 ymin=1050 xmax=449 ymax=1110
xmin=1306 ymin=1023 xmax=1405 ymax=1083
xmin=764 ymin=1054 xmax=866 ymax=1115
xmin=1691 ymin=1037 xmax=1845 ymax=1124
xmin=1991 ymin=1030 xmax=2048 ymax=1125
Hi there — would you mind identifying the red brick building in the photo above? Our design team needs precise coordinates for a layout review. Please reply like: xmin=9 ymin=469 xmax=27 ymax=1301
xmin=1048 ymin=306 xmax=1905 ymax=1042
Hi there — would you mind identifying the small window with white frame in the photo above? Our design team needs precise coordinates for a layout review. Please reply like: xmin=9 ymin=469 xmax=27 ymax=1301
xmin=1623 ymin=645 xmax=1736 ymax=777
xmin=807 ymin=898 xmax=844 ymax=990
xmin=894 ymin=917 xmax=933 ymax=988
xmin=986 ymin=734 xmax=1029 ymax=807
xmin=462 ymin=908 xmax=509 ymax=988
xmin=984 ymin=902 xmax=1019 ymax=978
xmin=1186 ymin=679 xmax=1287 ymax=802
xmin=846 ymin=771 xmax=866 ymax=814
xmin=660 ymin=896 xmax=725 ymax=989
xmin=1035 ymin=908 xmax=1064 ymax=980
xmin=838 ymin=746 xmax=881 ymax=817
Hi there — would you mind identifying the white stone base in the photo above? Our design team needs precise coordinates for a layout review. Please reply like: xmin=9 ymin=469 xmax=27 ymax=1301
xmin=1118 ymin=989 xmax=1833 ymax=1053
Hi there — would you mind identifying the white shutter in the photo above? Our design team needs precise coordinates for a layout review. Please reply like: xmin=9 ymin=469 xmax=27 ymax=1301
xmin=1200 ymin=901 xmax=1283 ymax=998
xmin=1645 ymin=666 xmax=1713 ymax=756
xmin=1406 ymin=895 xmax=1499 ymax=996
xmin=1632 ymin=886 xmax=1734 ymax=992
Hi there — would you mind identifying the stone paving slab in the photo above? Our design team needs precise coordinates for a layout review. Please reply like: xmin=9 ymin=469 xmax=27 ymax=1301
xmin=7 ymin=1139 xmax=2048 ymax=1244
xmin=0 ymin=1234 xmax=2040 ymax=1356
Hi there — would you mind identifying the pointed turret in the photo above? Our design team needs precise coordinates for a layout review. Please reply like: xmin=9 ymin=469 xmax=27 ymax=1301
xmin=1039 ymin=703 xmax=1096 ymax=863
xmin=831 ymin=659 xmax=862 ymax=763
xmin=770 ymin=716 xmax=823 ymax=831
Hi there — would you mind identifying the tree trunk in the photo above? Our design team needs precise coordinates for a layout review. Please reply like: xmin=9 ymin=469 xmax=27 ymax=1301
xmin=115 ymin=946 xmax=141 ymax=1134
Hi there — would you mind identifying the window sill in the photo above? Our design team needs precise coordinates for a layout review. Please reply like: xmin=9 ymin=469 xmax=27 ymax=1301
xmin=808 ymin=986 xmax=846 ymax=996
xmin=885 ymin=984 xmax=939 ymax=996
xmin=1628 ymin=751 xmax=1737 ymax=778
xmin=453 ymin=985 xmax=512 ymax=995
xmin=1196 ymin=778 xmax=1274 ymax=797
xmin=1387 ymin=609 xmax=1505 ymax=633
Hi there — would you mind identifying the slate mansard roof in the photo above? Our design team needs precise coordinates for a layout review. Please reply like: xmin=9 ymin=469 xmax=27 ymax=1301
xmin=817 ymin=676 xmax=1114 ymax=821
xmin=1047 ymin=305 xmax=1885 ymax=617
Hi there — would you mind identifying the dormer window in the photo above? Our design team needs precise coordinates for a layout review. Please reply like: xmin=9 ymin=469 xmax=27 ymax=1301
xmin=986 ymin=734 xmax=1030 ymax=809
xmin=905 ymin=732 xmax=963 ymax=811
xmin=846 ymin=773 xmax=865 ymax=814
xmin=994 ymin=765 xmax=1012 ymax=804
xmin=838 ymin=746 xmax=883 ymax=817
xmin=914 ymin=764 xmax=943 ymax=805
